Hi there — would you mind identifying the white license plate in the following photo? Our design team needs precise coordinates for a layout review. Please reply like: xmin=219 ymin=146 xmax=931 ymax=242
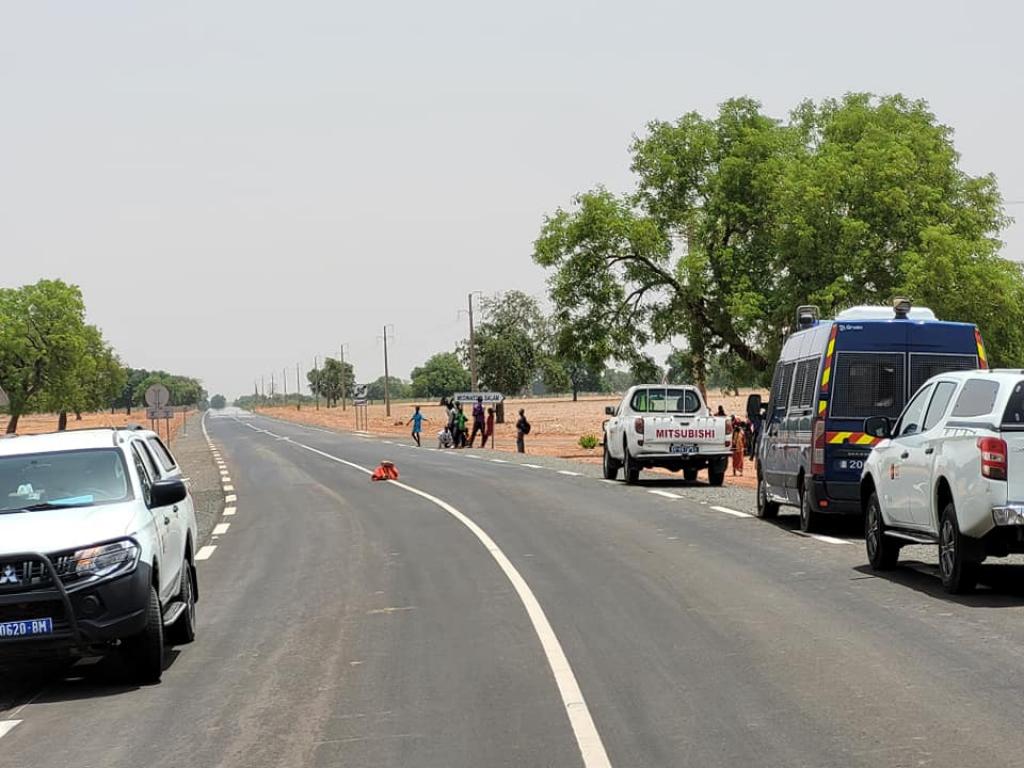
xmin=669 ymin=444 xmax=699 ymax=455
xmin=0 ymin=618 xmax=54 ymax=639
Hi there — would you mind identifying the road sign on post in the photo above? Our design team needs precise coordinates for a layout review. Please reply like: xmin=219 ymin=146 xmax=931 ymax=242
xmin=145 ymin=384 xmax=171 ymax=408
xmin=453 ymin=392 xmax=503 ymax=404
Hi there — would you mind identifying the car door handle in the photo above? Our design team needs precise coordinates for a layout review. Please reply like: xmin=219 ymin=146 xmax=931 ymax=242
xmin=924 ymin=447 xmax=934 ymax=455
xmin=163 ymin=516 xmax=171 ymax=526
xmin=900 ymin=451 xmax=909 ymax=459
xmin=173 ymin=504 xmax=179 ymax=514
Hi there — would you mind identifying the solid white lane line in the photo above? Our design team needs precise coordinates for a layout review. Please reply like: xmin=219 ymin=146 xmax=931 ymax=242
xmin=225 ymin=494 xmax=237 ymax=503
xmin=712 ymin=505 xmax=752 ymax=518
xmin=223 ymin=506 xmax=236 ymax=516
xmin=223 ymin=485 xmax=235 ymax=492
xmin=649 ymin=490 xmax=683 ymax=499
xmin=195 ymin=545 xmax=217 ymax=561
xmin=558 ymin=470 xmax=582 ymax=477
xmin=212 ymin=523 xmax=231 ymax=535
xmin=283 ymin=438 xmax=613 ymax=768
xmin=0 ymin=720 xmax=22 ymax=740
xmin=201 ymin=410 xmax=211 ymax=441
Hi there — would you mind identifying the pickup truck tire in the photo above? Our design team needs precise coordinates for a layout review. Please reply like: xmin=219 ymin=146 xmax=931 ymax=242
xmin=799 ymin=481 xmax=820 ymax=533
xmin=865 ymin=491 xmax=898 ymax=570
xmin=167 ymin=561 xmax=197 ymax=646
xmin=707 ymin=459 xmax=726 ymax=487
xmin=939 ymin=502 xmax=979 ymax=594
xmin=602 ymin=441 xmax=620 ymax=480
xmin=623 ymin=441 xmax=640 ymax=485
xmin=122 ymin=585 xmax=164 ymax=684
xmin=756 ymin=469 xmax=779 ymax=519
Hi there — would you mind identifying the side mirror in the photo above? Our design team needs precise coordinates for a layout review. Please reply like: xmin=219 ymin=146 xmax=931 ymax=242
xmin=746 ymin=394 xmax=763 ymax=421
xmin=150 ymin=478 xmax=187 ymax=507
xmin=605 ymin=406 xmax=616 ymax=416
xmin=864 ymin=416 xmax=892 ymax=439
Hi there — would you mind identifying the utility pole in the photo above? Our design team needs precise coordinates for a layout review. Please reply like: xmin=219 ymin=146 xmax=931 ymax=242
xmin=261 ymin=376 xmax=265 ymax=403
xmin=381 ymin=325 xmax=395 ymax=417
xmin=314 ymin=356 xmax=320 ymax=410
xmin=468 ymin=292 xmax=479 ymax=391
xmin=296 ymin=362 xmax=301 ymax=410
xmin=283 ymin=368 xmax=287 ymax=404
xmin=340 ymin=344 xmax=349 ymax=410
xmin=271 ymin=372 xmax=275 ymax=401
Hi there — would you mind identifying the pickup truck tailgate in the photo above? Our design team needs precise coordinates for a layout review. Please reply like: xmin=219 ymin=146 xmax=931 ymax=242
xmin=643 ymin=415 xmax=730 ymax=454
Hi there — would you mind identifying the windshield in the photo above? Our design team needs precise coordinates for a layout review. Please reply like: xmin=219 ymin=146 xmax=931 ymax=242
xmin=631 ymin=388 xmax=702 ymax=414
xmin=0 ymin=448 xmax=132 ymax=513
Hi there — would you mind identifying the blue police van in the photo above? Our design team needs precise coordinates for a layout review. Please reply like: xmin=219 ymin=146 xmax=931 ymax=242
xmin=748 ymin=299 xmax=986 ymax=532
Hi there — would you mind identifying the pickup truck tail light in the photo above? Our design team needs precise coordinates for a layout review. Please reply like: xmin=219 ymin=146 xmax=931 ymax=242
xmin=634 ymin=417 xmax=645 ymax=435
xmin=725 ymin=420 xmax=733 ymax=435
xmin=811 ymin=418 xmax=826 ymax=476
xmin=978 ymin=436 xmax=1007 ymax=480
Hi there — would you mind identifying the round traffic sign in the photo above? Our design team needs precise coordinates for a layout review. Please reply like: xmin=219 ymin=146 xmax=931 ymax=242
xmin=145 ymin=384 xmax=171 ymax=408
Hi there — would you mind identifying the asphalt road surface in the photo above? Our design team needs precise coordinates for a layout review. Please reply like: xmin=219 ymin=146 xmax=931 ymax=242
xmin=5 ymin=412 xmax=1024 ymax=767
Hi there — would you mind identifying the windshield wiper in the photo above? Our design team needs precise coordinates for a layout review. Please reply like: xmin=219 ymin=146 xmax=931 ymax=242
xmin=2 ymin=501 xmax=94 ymax=514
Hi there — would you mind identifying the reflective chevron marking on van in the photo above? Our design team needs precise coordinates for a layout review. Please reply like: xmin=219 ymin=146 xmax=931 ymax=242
xmin=827 ymin=431 xmax=880 ymax=446
xmin=975 ymin=328 xmax=988 ymax=369
xmin=820 ymin=325 xmax=840 ymax=391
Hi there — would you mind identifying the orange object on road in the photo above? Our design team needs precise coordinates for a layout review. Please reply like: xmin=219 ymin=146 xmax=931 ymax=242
xmin=371 ymin=460 xmax=399 ymax=481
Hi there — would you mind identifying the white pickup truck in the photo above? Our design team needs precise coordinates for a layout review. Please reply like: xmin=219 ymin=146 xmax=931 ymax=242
xmin=862 ymin=369 xmax=1024 ymax=593
xmin=602 ymin=385 xmax=732 ymax=486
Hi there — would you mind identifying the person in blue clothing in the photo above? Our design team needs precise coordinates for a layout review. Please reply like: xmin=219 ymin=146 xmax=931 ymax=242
xmin=406 ymin=405 xmax=428 ymax=447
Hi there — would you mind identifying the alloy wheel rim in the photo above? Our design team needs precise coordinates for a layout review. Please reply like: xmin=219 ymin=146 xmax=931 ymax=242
xmin=866 ymin=504 xmax=879 ymax=559
xmin=940 ymin=519 xmax=956 ymax=577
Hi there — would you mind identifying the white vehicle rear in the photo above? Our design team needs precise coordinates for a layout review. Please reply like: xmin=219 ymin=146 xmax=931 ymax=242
xmin=603 ymin=385 xmax=732 ymax=486
xmin=861 ymin=370 xmax=1024 ymax=593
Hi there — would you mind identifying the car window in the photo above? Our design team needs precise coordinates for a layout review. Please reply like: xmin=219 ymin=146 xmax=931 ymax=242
xmin=0 ymin=449 xmax=132 ymax=513
xmin=923 ymin=381 xmax=957 ymax=431
xmin=131 ymin=445 xmax=154 ymax=506
xmin=895 ymin=384 xmax=933 ymax=438
xmin=146 ymin=437 xmax=177 ymax=473
xmin=1002 ymin=380 xmax=1024 ymax=427
xmin=630 ymin=388 xmax=700 ymax=414
xmin=951 ymin=379 xmax=1000 ymax=419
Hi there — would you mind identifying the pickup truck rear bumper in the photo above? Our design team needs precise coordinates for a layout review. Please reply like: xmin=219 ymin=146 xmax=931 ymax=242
xmin=633 ymin=451 xmax=730 ymax=469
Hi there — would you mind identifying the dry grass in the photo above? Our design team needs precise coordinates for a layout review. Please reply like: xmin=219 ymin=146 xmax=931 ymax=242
xmin=7 ymin=410 xmax=191 ymax=443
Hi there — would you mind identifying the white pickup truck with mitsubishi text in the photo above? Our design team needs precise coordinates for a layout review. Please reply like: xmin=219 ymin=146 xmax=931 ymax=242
xmin=603 ymin=385 xmax=732 ymax=486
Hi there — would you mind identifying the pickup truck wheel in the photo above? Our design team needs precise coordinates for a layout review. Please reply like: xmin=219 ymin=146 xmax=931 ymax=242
xmin=623 ymin=441 xmax=640 ymax=485
xmin=707 ymin=459 xmax=726 ymax=487
xmin=166 ymin=561 xmax=197 ymax=646
xmin=683 ymin=468 xmax=698 ymax=483
xmin=939 ymin=502 xmax=978 ymax=594
xmin=602 ymin=441 xmax=620 ymax=480
xmin=799 ymin=482 xmax=820 ymax=533
xmin=756 ymin=470 xmax=779 ymax=519
xmin=122 ymin=585 xmax=164 ymax=684
xmin=865 ymin=492 xmax=898 ymax=570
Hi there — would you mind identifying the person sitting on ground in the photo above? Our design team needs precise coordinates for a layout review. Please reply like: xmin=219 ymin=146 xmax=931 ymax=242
xmin=437 ymin=427 xmax=453 ymax=449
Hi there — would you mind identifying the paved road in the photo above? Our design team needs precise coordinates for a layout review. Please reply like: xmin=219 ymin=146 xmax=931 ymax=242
xmin=5 ymin=413 xmax=1024 ymax=767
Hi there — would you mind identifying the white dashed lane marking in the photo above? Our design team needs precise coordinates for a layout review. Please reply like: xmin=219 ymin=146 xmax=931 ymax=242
xmin=557 ymin=470 xmax=582 ymax=477
xmin=195 ymin=545 xmax=218 ymax=561
xmin=225 ymin=494 xmax=237 ymax=503
xmin=712 ymin=505 xmax=752 ymax=518
xmin=223 ymin=506 xmax=236 ymax=516
xmin=0 ymin=721 xmax=22 ymax=740
xmin=522 ymin=463 xmax=544 ymax=469
xmin=212 ymin=523 xmax=231 ymax=536
xmin=223 ymin=484 xmax=234 ymax=491
xmin=797 ymin=532 xmax=849 ymax=545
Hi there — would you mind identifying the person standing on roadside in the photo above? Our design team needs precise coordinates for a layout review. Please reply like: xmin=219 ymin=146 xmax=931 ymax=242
xmin=515 ymin=408 xmax=530 ymax=453
xmin=406 ymin=405 xmax=428 ymax=447
xmin=485 ymin=407 xmax=495 ymax=448
xmin=731 ymin=420 xmax=747 ymax=476
xmin=455 ymin=403 xmax=468 ymax=448
xmin=468 ymin=396 xmax=486 ymax=447
xmin=446 ymin=398 xmax=458 ymax=442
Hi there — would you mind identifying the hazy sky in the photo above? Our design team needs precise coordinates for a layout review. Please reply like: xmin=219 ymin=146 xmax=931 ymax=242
xmin=2 ymin=1 xmax=1021 ymax=398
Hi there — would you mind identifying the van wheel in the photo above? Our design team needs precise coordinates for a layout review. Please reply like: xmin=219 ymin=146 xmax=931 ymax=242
xmin=623 ymin=441 xmax=640 ymax=485
xmin=602 ymin=441 xmax=620 ymax=481
xmin=939 ymin=502 xmax=978 ymax=594
xmin=865 ymin=492 xmax=898 ymax=570
xmin=122 ymin=586 xmax=164 ymax=684
xmin=799 ymin=481 xmax=820 ymax=533
xmin=683 ymin=468 xmax=698 ymax=483
xmin=756 ymin=469 xmax=779 ymax=519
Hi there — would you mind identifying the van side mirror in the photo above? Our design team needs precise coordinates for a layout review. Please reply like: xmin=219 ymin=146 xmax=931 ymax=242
xmin=604 ymin=406 xmax=616 ymax=416
xmin=746 ymin=394 xmax=762 ymax=421
xmin=150 ymin=478 xmax=187 ymax=507
xmin=864 ymin=416 xmax=892 ymax=439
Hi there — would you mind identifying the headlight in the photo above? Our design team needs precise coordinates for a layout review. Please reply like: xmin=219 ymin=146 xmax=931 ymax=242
xmin=63 ymin=540 xmax=140 ymax=583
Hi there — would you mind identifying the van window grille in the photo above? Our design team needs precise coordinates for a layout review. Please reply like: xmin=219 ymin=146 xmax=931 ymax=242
xmin=790 ymin=359 xmax=818 ymax=411
xmin=909 ymin=353 xmax=978 ymax=395
xmin=773 ymin=362 xmax=796 ymax=411
xmin=830 ymin=353 xmax=905 ymax=419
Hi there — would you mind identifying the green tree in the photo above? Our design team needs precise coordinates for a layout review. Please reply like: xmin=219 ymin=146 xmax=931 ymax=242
xmin=307 ymin=358 xmax=355 ymax=407
xmin=410 ymin=352 xmax=471 ymax=399
xmin=210 ymin=394 xmax=227 ymax=409
xmin=470 ymin=291 xmax=548 ymax=396
xmin=535 ymin=93 xmax=1019 ymax=384
xmin=0 ymin=280 xmax=89 ymax=433
xmin=366 ymin=376 xmax=410 ymax=402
